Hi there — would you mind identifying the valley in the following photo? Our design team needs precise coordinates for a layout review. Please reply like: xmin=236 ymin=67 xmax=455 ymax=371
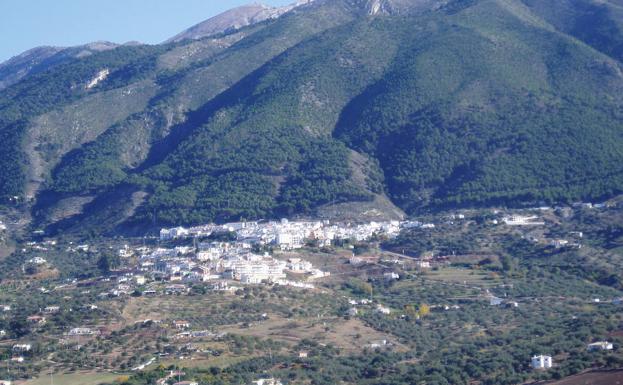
xmin=0 ymin=202 xmax=622 ymax=384
xmin=1 ymin=0 xmax=623 ymax=384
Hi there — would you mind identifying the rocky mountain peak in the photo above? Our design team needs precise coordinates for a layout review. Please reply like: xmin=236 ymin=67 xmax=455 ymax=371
xmin=166 ymin=1 xmax=314 ymax=43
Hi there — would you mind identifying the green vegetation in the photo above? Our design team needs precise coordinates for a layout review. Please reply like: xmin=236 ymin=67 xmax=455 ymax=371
xmin=335 ymin=1 xmax=623 ymax=211
xmin=3 ymin=0 xmax=623 ymax=231
xmin=0 ymin=45 xmax=165 ymax=200
xmin=1 ymin=205 xmax=623 ymax=384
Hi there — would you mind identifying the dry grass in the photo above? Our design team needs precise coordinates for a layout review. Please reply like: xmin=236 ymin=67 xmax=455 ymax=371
xmin=220 ymin=314 xmax=406 ymax=353
xmin=422 ymin=267 xmax=501 ymax=287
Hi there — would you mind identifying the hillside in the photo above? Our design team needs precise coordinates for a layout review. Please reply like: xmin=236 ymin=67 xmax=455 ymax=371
xmin=1 ymin=0 xmax=623 ymax=235
xmin=0 ymin=41 xmax=119 ymax=90
xmin=166 ymin=2 xmax=313 ymax=43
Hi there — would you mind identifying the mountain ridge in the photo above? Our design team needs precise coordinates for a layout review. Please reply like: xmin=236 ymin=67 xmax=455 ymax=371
xmin=1 ymin=0 xmax=623 ymax=237
xmin=165 ymin=1 xmax=315 ymax=43
xmin=0 ymin=41 xmax=120 ymax=90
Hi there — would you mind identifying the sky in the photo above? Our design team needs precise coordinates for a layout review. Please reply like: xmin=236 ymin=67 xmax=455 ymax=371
xmin=0 ymin=0 xmax=293 ymax=63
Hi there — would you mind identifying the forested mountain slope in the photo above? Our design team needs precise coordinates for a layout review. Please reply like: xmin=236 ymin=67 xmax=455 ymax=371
xmin=0 ymin=0 xmax=622 ymax=235
xmin=0 ymin=42 xmax=120 ymax=90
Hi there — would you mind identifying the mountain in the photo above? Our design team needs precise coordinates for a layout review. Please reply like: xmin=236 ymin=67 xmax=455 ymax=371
xmin=166 ymin=1 xmax=314 ymax=43
xmin=0 ymin=42 xmax=119 ymax=90
xmin=1 ymin=0 xmax=623 ymax=236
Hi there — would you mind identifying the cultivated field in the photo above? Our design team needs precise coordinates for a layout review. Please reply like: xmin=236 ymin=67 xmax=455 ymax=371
xmin=17 ymin=371 xmax=121 ymax=385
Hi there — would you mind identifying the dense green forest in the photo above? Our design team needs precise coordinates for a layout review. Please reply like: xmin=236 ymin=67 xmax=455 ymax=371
xmin=2 ymin=0 xmax=623 ymax=231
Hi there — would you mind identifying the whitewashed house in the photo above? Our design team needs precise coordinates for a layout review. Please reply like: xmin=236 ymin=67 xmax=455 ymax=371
xmin=12 ymin=344 xmax=31 ymax=353
xmin=252 ymin=379 xmax=282 ymax=385
xmin=587 ymin=341 xmax=613 ymax=351
xmin=376 ymin=304 xmax=391 ymax=315
xmin=531 ymin=355 xmax=552 ymax=369
xmin=27 ymin=257 xmax=47 ymax=265
xmin=287 ymin=258 xmax=313 ymax=273
xmin=44 ymin=306 xmax=60 ymax=314
xmin=69 ymin=327 xmax=96 ymax=336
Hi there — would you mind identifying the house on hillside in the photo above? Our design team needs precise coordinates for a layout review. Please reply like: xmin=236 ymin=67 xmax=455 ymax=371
xmin=550 ymin=239 xmax=569 ymax=248
xmin=503 ymin=215 xmax=544 ymax=226
xmin=252 ymin=379 xmax=283 ymax=385
xmin=12 ymin=344 xmax=31 ymax=353
xmin=173 ymin=320 xmax=191 ymax=330
xmin=68 ymin=327 xmax=96 ymax=336
xmin=44 ymin=306 xmax=60 ymax=314
xmin=28 ymin=257 xmax=47 ymax=265
xmin=587 ymin=341 xmax=613 ymax=351
xmin=365 ymin=339 xmax=389 ymax=349
xmin=531 ymin=355 xmax=552 ymax=369
xmin=134 ymin=275 xmax=146 ymax=285
xmin=376 ymin=304 xmax=391 ymax=315
xmin=27 ymin=315 xmax=46 ymax=325
xmin=415 ymin=260 xmax=431 ymax=269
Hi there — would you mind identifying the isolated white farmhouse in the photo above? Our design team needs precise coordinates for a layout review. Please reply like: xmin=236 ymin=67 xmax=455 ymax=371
xmin=531 ymin=355 xmax=552 ymax=369
xmin=587 ymin=341 xmax=613 ymax=351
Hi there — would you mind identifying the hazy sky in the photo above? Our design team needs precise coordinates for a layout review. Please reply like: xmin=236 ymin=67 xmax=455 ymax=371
xmin=0 ymin=0 xmax=293 ymax=63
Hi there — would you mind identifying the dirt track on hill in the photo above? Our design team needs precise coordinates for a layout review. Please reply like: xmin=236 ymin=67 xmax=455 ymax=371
xmin=539 ymin=369 xmax=623 ymax=385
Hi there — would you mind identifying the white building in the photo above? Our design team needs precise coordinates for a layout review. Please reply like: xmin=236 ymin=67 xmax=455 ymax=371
xmin=276 ymin=231 xmax=303 ymax=250
xmin=226 ymin=254 xmax=287 ymax=284
xmin=12 ymin=344 xmax=31 ymax=353
xmin=376 ymin=304 xmax=391 ymax=315
xmin=135 ymin=275 xmax=146 ymax=285
xmin=531 ymin=355 xmax=552 ymax=369
xmin=44 ymin=306 xmax=60 ymax=314
xmin=287 ymin=258 xmax=313 ymax=273
xmin=551 ymin=239 xmax=569 ymax=248
xmin=587 ymin=341 xmax=613 ymax=351
xmin=366 ymin=339 xmax=388 ymax=349
xmin=503 ymin=216 xmax=544 ymax=226
xmin=252 ymin=379 xmax=282 ymax=385
xmin=308 ymin=269 xmax=330 ymax=280
xmin=69 ymin=327 xmax=96 ymax=336
xmin=27 ymin=257 xmax=47 ymax=265
xmin=160 ymin=226 xmax=190 ymax=240
xmin=415 ymin=260 xmax=431 ymax=269
xmin=197 ymin=248 xmax=221 ymax=261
